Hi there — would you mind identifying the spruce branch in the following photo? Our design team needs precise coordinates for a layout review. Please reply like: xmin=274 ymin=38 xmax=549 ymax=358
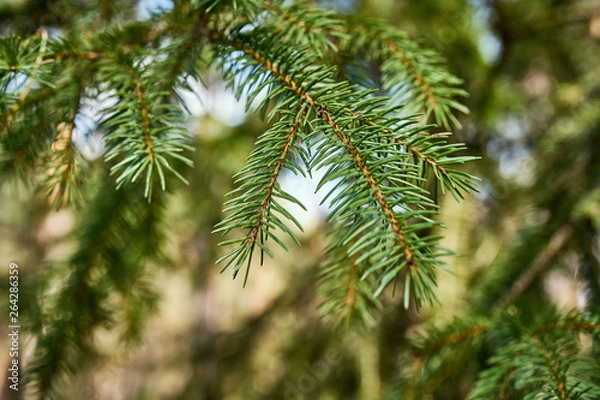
xmin=213 ymin=30 xmax=410 ymax=251
xmin=214 ymin=106 xmax=308 ymax=284
xmin=262 ymin=0 xmax=342 ymax=59
xmin=318 ymin=241 xmax=381 ymax=326
xmin=28 ymin=177 xmax=166 ymax=397
xmin=346 ymin=110 xmax=479 ymax=201
xmin=0 ymin=28 xmax=48 ymax=134
xmin=394 ymin=311 xmax=600 ymax=399
xmin=40 ymin=64 xmax=91 ymax=208
xmin=100 ymin=52 xmax=193 ymax=199
xmin=342 ymin=19 xmax=468 ymax=127
xmin=28 ymin=177 xmax=130 ymax=396
xmin=205 ymin=23 xmax=474 ymax=314
xmin=43 ymin=121 xmax=79 ymax=208
xmin=316 ymin=102 xmax=415 ymax=266
xmin=465 ymin=311 xmax=600 ymax=400
xmin=260 ymin=0 xmax=468 ymax=130
xmin=531 ymin=335 xmax=569 ymax=400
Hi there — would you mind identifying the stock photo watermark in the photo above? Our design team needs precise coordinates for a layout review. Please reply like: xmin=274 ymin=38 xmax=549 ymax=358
xmin=284 ymin=347 xmax=342 ymax=400
xmin=7 ymin=262 xmax=20 ymax=392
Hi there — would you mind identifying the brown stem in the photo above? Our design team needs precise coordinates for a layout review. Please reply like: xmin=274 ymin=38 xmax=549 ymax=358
xmin=494 ymin=224 xmax=575 ymax=310
xmin=413 ymin=324 xmax=488 ymax=357
xmin=248 ymin=109 xmax=304 ymax=247
xmin=386 ymin=41 xmax=438 ymax=111
xmin=536 ymin=321 xmax=598 ymax=334
xmin=134 ymin=80 xmax=154 ymax=163
xmin=51 ymin=51 xmax=102 ymax=61
xmin=317 ymin=105 xmax=415 ymax=266
xmin=47 ymin=121 xmax=77 ymax=206
xmin=498 ymin=367 xmax=515 ymax=400
xmin=347 ymin=108 xmax=454 ymax=191
xmin=531 ymin=335 xmax=569 ymax=400
xmin=263 ymin=1 xmax=312 ymax=34
xmin=345 ymin=256 xmax=358 ymax=310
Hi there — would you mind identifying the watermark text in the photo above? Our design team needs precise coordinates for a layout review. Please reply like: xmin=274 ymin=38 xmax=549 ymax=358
xmin=7 ymin=262 xmax=20 ymax=392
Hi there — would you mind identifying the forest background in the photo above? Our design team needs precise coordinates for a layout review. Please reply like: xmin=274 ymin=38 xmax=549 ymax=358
xmin=1 ymin=0 xmax=600 ymax=399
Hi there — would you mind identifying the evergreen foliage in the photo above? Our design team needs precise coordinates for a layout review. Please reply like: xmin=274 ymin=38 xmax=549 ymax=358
xmin=1 ymin=0 xmax=599 ymax=399
xmin=0 ymin=0 xmax=477 ymax=396
xmin=389 ymin=310 xmax=600 ymax=399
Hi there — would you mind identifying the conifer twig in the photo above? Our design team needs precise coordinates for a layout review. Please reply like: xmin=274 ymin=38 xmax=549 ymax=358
xmin=45 ymin=69 xmax=90 ymax=207
xmin=46 ymin=121 xmax=76 ymax=206
xmin=213 ymin=32 xmax=418 ymax=267
xmin=531 ymin=335 xmax=568 ymax=400
xmin=243 ymin=107 xmax=305 ymax=282
xmin=134 ymin=79 xmax=155 ymax=163
xmin=348 ymin=110 xmax=457 ymax=188
xmin=263 ymin=1 xmax=312 ymax=33
xmin=385 ymin=41 xmax=438 ymax=110
xmin=1 ymin=28 xmax=48 ymax=133
xmin=316 ymin=104 xmax=416 ymax=267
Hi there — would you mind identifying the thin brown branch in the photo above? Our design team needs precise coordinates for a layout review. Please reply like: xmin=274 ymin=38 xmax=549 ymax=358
xmin=386 ymin=41 xmax=438 ymax=111
xmin=248 ymin=109 xmax=304 ymax=248
xmin=47 ymin=121 xmax=77 ymax=206
xmin=113 ymin=62 xmax=155 ymax=165
xmin=347 ymin=108 xmax=454 ymax=190
xmin=413 ymin=324 xmax=488 ymax=357
xmin=498 ymin=367 xmax=515 ymax=400
xmin=536 ymin=321 xmax=599 ymax=335
xmin=263 ymin=1 xmax=312 ymax=33
xmin=494 ymin=224 xmax=575 ymax=310
xmin=51 ymin=51 xmax=102 ymax=61
xmin=406 ymin=356 xmax=423 ymax=400
xmin=46 ymin=69 xmax=90 ymax=207
xmin=317 ymin=105 xmax=415 ymax=266
xmin=345 ymin=256 xmax=358 ymax=310
xmin=531 ymin=335 xmax=569 ymax=400
xmin=134 ymin=80 xmax=154 ymax=163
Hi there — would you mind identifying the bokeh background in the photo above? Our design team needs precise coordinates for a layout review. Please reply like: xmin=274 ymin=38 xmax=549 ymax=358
xmin=1 ymin=0 xmax=600 ymax=398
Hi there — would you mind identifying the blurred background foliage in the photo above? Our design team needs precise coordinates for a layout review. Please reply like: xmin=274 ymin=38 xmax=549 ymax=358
xmin=1 ymin=0 xmax=600 ymax=399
